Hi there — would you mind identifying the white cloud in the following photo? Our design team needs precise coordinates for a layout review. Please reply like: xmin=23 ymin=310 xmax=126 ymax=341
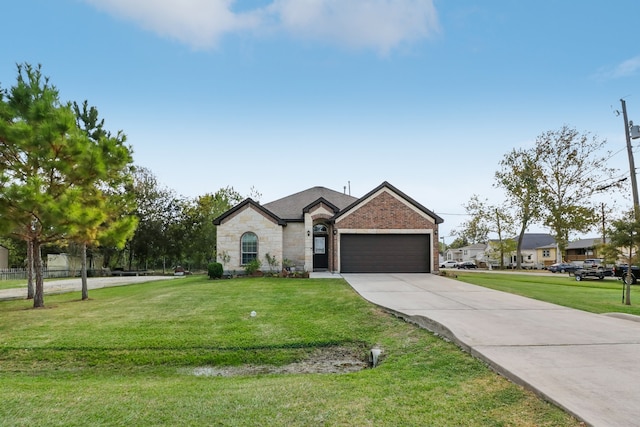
xmin=83 ymin=0 xmax=262 ymax=49
xmin=612 ymin=56 xmax=640 ymax=78
xmin=268 ymin=0 xmax=439 ymax=53
xmin=83 ymin=0 xmax=440 ymax=52
xmin=594 ymin=55 xmax=640 ymax=80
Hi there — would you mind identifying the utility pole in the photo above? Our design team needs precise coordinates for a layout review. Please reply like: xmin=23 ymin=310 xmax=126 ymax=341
xmin=621 ymin=98 xmax=638 ymax=305
xmin=621 ymin=99 xmax=640 ymax=216
xmin=601 ymin=203 xmax=606 ymax=244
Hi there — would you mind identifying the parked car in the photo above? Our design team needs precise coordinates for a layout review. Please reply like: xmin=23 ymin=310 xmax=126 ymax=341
xmin=582 ymin=259 xmax=605 ymax=269
xmin=440 ymin=260 xmax=458 ymax=268
xmin=457 ymin=261 xmax=477 ymax=269
xmin=548 ymin=262 xmax=579 ymax=273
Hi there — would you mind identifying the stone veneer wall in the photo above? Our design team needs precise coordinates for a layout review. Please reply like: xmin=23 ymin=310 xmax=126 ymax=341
xmin=216 ymin=207 xmax=283 ymax=273
xmin=283 ymin=222 xmax=305 ymax=270
xmin=334 ymin=190 xmax=439 ymax=272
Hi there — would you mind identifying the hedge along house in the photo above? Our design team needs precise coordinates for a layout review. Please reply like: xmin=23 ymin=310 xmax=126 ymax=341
xmin=213 ymin=181 xmax=444 ymax=274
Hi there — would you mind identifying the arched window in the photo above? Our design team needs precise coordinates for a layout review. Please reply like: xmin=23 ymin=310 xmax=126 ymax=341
xmin=241 ymin=232 xmax=258 ymax=265
xmin=313 ymin=224 xmax=328 ymax=234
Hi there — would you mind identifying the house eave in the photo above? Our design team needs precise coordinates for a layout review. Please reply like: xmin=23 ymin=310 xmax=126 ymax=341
xmin=213 ymin=198 xmax=286 ymax=226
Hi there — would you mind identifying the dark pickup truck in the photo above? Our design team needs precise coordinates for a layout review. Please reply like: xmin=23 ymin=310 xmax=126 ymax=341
xmin=612 ymin=265 xmax=640 ymax=284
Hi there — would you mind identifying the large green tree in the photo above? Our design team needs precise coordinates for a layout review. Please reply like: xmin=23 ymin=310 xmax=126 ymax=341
xmin=71 ymin=101 xmax=137 ymax=300
xmin=179 ymin=187 xmax=244 ymax=270
xmin=126 ymin=166 xmax=181 ymax=271
xmin=534 ymin=125 xmax=618 ymax=255
xmin=604 ymin=211 xmax=640 ymax=305
xmin=0 ymin=63 xmax=134 ymax=307
xmin=456 ymin=195 xmax=491 ymax=245
xmin=459 ymin=195 xmax=515 ymax=268
xmin=495 ymin=147 xmax=542 ymax=268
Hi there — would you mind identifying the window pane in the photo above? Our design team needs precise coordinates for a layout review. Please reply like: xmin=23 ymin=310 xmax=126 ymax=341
xmin=241 ymin=233 xmax=258 ymax=265
xmin=314 ymin=237 xmax=325 ymax=254
xmin=313 ymin=224 xmax=327 ymax=233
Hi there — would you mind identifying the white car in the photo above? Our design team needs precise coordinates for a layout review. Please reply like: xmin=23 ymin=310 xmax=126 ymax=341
xmin=440 ymin=260 xmax=458 ymax=268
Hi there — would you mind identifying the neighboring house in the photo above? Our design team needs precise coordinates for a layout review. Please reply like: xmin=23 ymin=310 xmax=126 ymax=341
xmin=443 ymin=248 xmax=460 ymax=263
xmin=510 ymin=233 xmax=556 ymax=268
xmin=536 ymin=243 xmax=560 ymax=268
xmin=47 ymin=253 xmax=104 ymax=273
xmin=445 ymin=244 xmax=487 ymax=265
xmin=0 ymin=245 xmax=8 ymax=269
xmin=481 ymin=233 xmax=555 ymax=269
xmin=214 ymin=181 xmax=444 ymax=274
xmin=565 ymin=238 xmax=605 ymax=263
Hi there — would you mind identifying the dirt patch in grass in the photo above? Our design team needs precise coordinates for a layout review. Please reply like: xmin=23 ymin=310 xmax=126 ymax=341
xmin=186 ymin=346 xmax=372 ymax=377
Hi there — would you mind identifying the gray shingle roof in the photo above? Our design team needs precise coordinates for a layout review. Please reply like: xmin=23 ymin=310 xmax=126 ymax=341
xmin=263 ymin=186 xmax=358 ymax=220
xmin=518 ymin=233 xmax=555 ymax=250
xmin=566 ymin=238 xmax=604 ymax=249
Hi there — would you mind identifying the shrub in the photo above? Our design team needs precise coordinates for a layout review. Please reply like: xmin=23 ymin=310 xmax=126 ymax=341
xmin=244 ymin=258 xmax=262 ymax=275
xmin=264 ymin=253 xmax=279 ymax=273
xmin=208 ymin=262 xmax=223 ymax=279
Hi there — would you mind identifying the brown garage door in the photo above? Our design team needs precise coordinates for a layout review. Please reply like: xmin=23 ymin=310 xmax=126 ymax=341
xmin=340 ymin=234 xmax=431 ymax=273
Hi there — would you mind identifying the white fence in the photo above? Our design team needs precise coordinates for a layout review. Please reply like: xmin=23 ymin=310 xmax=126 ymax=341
xmin=0 ymin=268 xmax=85 ymax=280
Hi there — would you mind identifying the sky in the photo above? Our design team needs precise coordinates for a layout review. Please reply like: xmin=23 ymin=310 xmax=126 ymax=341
xmin=2 ymin=0 xmax=640 ymax=242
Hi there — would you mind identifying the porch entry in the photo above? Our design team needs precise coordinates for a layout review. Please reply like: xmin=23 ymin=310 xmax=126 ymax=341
xmin=312 ymin=223 xmax=329 ymax=270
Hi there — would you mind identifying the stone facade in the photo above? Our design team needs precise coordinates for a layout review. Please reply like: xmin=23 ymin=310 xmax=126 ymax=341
xmin=283 ymin=222 xmax=305 ymax=269
xmin=216 ymin=205 xmax=283 ymax=273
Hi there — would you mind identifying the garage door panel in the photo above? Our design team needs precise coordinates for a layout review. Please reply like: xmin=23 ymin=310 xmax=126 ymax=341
xmin=341 ymin=234 xmax=430 ymax=273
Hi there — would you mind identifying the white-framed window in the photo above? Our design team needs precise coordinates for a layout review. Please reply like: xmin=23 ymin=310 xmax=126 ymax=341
xmin=241 ymin=232 xmax=258 ymax=265
xmin=542 ymin=249 xmax=550 ymax=258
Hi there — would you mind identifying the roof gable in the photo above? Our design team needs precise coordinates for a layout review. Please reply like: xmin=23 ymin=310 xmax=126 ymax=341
xmin=303 ymin=197 xmax=341 ymax=214
xmin=213 ymin=198 xmax=285 ymax=226
xmin=336 ymin=181 xmax=444 ymax=224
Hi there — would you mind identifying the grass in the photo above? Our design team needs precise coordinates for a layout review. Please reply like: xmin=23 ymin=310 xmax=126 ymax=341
xmin=0 ymin=275 xmax=580 ymax=426
xmin=450 ymin=271 xmax=640 ymax=315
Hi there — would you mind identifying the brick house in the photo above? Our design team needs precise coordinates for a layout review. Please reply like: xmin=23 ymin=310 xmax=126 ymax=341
xmin=213 ymin=181 xmax=443 ymax=274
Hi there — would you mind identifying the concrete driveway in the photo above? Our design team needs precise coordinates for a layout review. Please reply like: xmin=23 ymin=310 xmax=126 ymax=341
xmin=342 ymin=273 xmax=640 ymax=427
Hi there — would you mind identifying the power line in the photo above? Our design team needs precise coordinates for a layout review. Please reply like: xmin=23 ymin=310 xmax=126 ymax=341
xmin=596 ymin=177 xmax=627 ymax=191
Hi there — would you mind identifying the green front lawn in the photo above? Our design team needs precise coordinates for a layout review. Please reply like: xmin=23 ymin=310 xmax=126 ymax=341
xmin=451 ymin=271 xmax=640 ymax=314
xmin=0 ymin=276 xmax=579 ymax=426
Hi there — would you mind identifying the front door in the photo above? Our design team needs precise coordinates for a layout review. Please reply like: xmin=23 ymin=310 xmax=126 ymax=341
xmin=313 ymin=224 xmax=329 ymax=270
